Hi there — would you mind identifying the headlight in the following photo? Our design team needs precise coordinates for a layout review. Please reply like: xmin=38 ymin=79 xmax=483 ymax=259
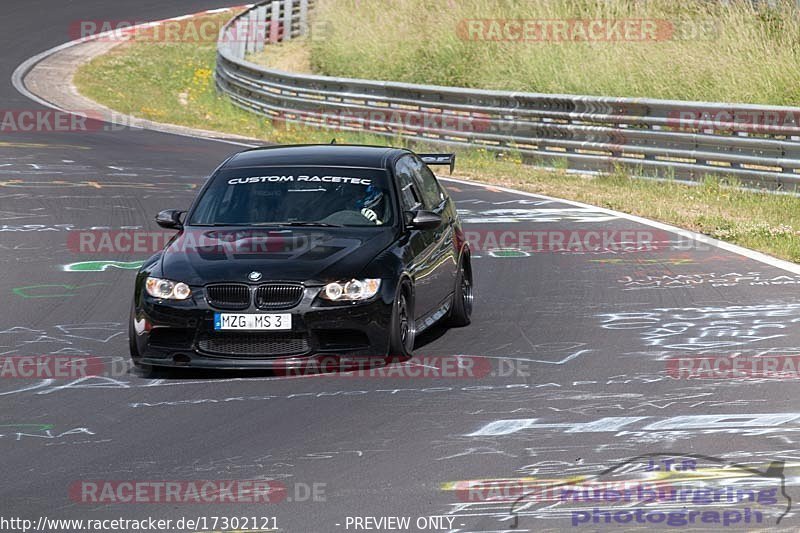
xmin=145 ymin=277 xmax=192 ymax=300
xmin=320 ymin=279 xmax=380 ymax=301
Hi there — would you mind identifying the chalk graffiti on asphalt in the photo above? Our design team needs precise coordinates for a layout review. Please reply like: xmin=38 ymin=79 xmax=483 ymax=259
xmin=618 ymin=272 xmax=800 ymax=291
xmin=467 ymin=413 xmax=800 ymax=438
xmin=506 ymin=453 xmax=791 ymax=529
xmin=441 ymin=454 xmax=794 ymax=529
xmin=457 ymin=208 xmax=620 ymax=224
xmin=12 ymin=283 xmax=111 ymax=299
xmin=598 ymin=303 xmax=800 ymax=351
xmin=0 ymin=209 xmax=50 ymax=221
xmin=455 ymin=199 xmax=557 ymax=206
xmin=0 ymin=424 xmax=97 ymax=442
xmin=0 ymin=179 xmax=197 ymax=191
xmin=0 ymin=322 xmax=124 ymax=356
xmin=590 ymin=258 xmax=695 ymax=265
xmin=62 ymin=260 xmax=144 ymax=272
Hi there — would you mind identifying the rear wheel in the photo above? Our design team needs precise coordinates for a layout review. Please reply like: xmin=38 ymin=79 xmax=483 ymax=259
xmin=447 ymin=255 xmax=473 ymax=327
xmin=388 ymin=284 xmax=415 ymax=358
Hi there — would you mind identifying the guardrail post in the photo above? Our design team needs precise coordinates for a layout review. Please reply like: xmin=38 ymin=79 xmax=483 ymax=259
xmin=270 ymin=0 xmax=281 ymax=43
xmin=218 ymin=23 xmax=230 ymax=54
xmin=284 ymin=0 xmax=294 ymax=41
xmin=299 ymin=0 xmax=309 ymax=36
xmin=255 ymin=4 xmax=267 ymax=53
xmin=236 ymin=19 xmax=246 ymax=59
xmin=246 ymin=8 xmax=258 ymax=54
xmin=226 ymin=20 xmax=235 ymax=57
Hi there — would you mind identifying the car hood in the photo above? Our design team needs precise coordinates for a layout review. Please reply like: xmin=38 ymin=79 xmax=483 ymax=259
xmin=160 ymin=227 xmax=396 ymax=285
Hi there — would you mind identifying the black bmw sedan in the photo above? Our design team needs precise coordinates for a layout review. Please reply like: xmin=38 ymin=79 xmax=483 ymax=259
xmin=129 ymin=144 xmax=473 ymax=370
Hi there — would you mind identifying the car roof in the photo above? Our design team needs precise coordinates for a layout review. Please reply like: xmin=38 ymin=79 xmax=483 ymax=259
xmin=222 ymin=144 xmax=410 ymax=170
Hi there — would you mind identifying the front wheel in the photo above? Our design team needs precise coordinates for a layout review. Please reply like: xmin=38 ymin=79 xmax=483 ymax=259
xmin=388 ymin=284 xmax=415 ymax=358
xmin=447 ymin=255 xmax=473 ymax=327
xmin=129 ymin=303 xmax=154 ymax=375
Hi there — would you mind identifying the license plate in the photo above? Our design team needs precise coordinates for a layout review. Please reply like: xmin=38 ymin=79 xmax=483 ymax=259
xmin=214 ymin=313 xmax=292 ymax=330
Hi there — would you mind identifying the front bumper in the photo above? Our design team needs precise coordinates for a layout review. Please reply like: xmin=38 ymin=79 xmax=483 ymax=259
xmin=131 ymin=284 xmax=394 ymax=369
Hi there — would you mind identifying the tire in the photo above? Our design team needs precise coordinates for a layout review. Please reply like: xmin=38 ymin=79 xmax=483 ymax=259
xmin=388 ymin=283 xmax=415 ymax=358
xmin=447 ymin=254 xmax=473 ymax=327
xmin=128 ymin=304 xmax=153 ymax=375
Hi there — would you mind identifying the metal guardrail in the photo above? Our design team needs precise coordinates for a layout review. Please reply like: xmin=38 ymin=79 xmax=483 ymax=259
xmin=216 ymin=1 xmax=800 ymax=190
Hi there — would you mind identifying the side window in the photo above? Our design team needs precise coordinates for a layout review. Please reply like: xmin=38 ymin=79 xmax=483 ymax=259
xmin=395 ymin=156 xmax=424 ymax=211
xmin=410 ymin=157 xmax=446 ymax=209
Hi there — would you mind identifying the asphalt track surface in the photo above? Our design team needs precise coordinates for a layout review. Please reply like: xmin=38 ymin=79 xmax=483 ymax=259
xmin=3 ymin=2 xmax=800 ymax=532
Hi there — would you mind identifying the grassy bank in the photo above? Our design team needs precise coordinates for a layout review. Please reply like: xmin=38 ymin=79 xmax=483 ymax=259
xmin=310 ymin=0 xmax=800 ymax=105
xmin=74 ymin=13 xmax=381 ymax=145
xmin=74 ymin=11 xmax=800 ymax=262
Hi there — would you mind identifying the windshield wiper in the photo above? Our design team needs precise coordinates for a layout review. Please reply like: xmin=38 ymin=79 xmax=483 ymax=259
xmin=191 ymin=222 xmax=346 ymax=228
xmin=188 ymin=223 xmax=250 ymax=227
xmin=253 ymin=222 xmax=345 ymax=228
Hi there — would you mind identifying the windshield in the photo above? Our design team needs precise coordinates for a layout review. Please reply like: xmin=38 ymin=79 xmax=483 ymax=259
xmin=188 ymin=166 xmax=395 ymax=227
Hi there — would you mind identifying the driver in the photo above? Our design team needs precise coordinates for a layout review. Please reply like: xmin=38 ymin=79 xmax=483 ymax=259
xmin=355 ymin=185 xmax=385 ymax=224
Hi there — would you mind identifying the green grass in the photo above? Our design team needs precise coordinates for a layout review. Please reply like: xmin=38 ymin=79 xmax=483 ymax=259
xmin=310 ymin=0 xmax=800 ymax=105
xmin=460 ymin=152 xmax=800 ymax=262
xmin=73 ymin=11 xmax=800 ymax=263
xmin=74 ymin=15 xmax=389 ymax=145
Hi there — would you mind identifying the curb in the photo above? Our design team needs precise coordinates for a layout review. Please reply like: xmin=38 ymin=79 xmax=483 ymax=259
xmin=12 ymin=4 xmax=261 ymax=148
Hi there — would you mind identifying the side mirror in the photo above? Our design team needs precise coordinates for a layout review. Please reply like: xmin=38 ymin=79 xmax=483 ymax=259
xmin=405 ymin=210 xmax=442 ymax=230
xmin=155 ymin=209 xmax=184 ymax=230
